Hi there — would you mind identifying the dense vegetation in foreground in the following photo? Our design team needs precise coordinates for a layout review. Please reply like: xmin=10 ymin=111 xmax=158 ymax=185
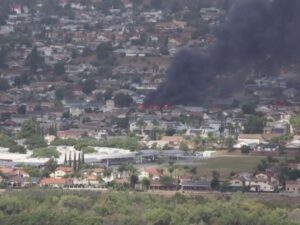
xmin=0 ymin=190 xmax=298 ymax=225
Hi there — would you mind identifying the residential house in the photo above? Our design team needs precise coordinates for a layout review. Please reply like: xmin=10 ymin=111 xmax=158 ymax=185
xmin=143 ymin=140 xmax=168 ymax=149
xmin=235 ymin=134 xmax=264 ymax=148
xmin=288 ymin=163 xmax=300 ymax=170
xmin=181 ymin=180 xmax=211 ymax=191
xmin=160 ymin=136 xmax=188 ymax=149
xmin=50 ymin=166 xmax=73 ymax=178
xmin=83 ymin=175 xmax=101 ymax=187
xmin=228 ymin=172 xmax=252 ymax=190
xmin=57 ymin=129 xmax=87 ymax=139
xmin=149 ymin=180 xmax=177 ymax=190
xmin=254 ymin=143 xmax=279 ymax=152
xmin=255 ymin=172 xmax=279 ymax=185
xmin=81 ymin=168 xmax=104 ymax=178
xmin=286 ymin=136 xmax=300 ymax=149
xmin=285 ymin=180 xmax=300 ymax=194
xmin=248 ymin=172 xmax=279 ymax=192
xmin=200 ymin=7 xmax=222 ymax=22
xmin=249 ymin=180 xmax=276 ymax=192
xmin=139 ymin=167 xmax=163 ymax=181
xmin=66 ymin=178 xmax=89 ymax=187
xmin=39 ymin=178 xmax=66 ymax=188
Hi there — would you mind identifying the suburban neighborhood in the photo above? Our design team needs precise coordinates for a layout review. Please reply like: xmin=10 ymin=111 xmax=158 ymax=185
xmin=0 ymin=0 xmax=300 ymax=224
xmin=0 ymin=0 xmax=300 ymax=197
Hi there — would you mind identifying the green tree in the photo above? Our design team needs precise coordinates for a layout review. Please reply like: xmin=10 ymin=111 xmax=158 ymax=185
xmin=179 ymin=141 xmax=189 ymax=151
xmin=141 ymin=178 xmax=151 ymax=190
xmin=130 ymin=175 xmax=138 ymax=189
xmin=69 ymin=152 xmax=72 ymax=167
xmin=82 ymin=152 xmax=85 ymax=165
xmin=64 ymin=153 xmax=67 ymax=165
xmin=13 ymin=74 xmax=29 ymax=87
xmin=18 ymin=119 xmax=41 ymax=138
xmin=78 ymin=153 xmax=81 ymax=171
xmin=244 ymin=115 xmax=266 ymax=134
xmin=0 ymin=78 xmax=10 ymax=91
xmin=211 ymin=171 xmax=220 ymax=190
xmin=82 ymin=79 xmax=96 ymax=95
xmin=26 ymin=135 xmax=47 ymax=150
xmin=62 ymin=111 xmax=71 ymax=119
xmin=31 ymin=147 xmax=60 ymax=158
xmin=150 ymin=128 xmax=158 ymax=140
xmin=165 ymin=127 xmax=176 ymax=136
xmin=26 ymin=46 xmax=44 ymax=73
xmin=225 ymin=137 xmax=235 ymax=151
xmin=114 ymin=93 xmax=133 ymax=108
xmin=257 ymin=159 xmax=268 ymax=172
xmin=144 ymin=208 xmax=171 ymax=225
xmin=241 ymin=102 xmax=256 ymax=114
xmin=114 ymin=117 xmax=129 ymax=130
xmin=9 ymin=145 xmax=26 ymax=154
xmin=160 ymin=176 xmax=174 ymax=187
xmin=17 ymin=105 xmax=26 ymax=115
xmin=103 ymin=168 xmax=112 ymax=177
xmin=241 ymin=145 xmax=251 ymax=154
xmin=290 ymin=113 xmax=300 ymax=128
xmin=0 ymin=133 xmax=16 ymax=148
xmin=42 ymin=159 xmax=57 ymax=177
xmin=59 ymin=195 xmax=89 ymax=211
xmin=73 ymin=152 xmax=77 ymax=172
xmin=54 ymin=62 xmax=65 ymax=75
xmin=96 ymin=43 xmax=113 ymax=61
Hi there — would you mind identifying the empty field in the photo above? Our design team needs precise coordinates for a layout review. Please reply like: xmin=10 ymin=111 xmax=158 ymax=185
xmin=195 ymin=156 xmax=267 ymax=178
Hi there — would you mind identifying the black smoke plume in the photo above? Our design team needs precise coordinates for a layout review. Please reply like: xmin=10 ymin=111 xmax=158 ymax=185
xmin=145 ymin=0 xmax=300 ymax=106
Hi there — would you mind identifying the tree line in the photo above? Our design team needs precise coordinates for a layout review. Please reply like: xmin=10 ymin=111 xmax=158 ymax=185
xmin=0 ymin=190 xmax=297 ymax=225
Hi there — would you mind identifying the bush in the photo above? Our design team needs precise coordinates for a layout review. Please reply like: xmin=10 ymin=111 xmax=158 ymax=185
xmin=31 ymin=147 xmax=60 ymax=158
xmin=102 ymin=137 xmax=141 ymax=151
xmin=26 ymin=135 xmax=47 ymax=150
xmin=241 ymin=145 xmax=251 ymax=154
xmin=9 ymin=145 xmax=26 ymax=154
xmin=81 ymin=146 xmax=96 ymax=154
xmin=51 ymin=138 xmax=78 ymax=146
xmin=0 ymin=191 xmax=295 ymax=225
xmin=243 ymin=115 xmax=266 ymax=134
xmin=0 ymin=134 xmax=15 ymax=148
xmin=59 ymin=195 xmax=89 ymax=211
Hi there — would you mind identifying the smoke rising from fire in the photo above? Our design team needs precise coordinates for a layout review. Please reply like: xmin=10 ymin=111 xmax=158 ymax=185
xmin=145 ymin=0 xmax=300 ymax=106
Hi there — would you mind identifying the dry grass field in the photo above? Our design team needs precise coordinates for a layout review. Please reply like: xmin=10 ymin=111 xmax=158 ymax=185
xmin=195 ymin=155 xmax=268 ymax=178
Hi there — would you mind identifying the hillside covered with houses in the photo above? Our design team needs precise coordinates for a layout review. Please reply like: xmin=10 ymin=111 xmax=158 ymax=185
xmin=0 ymin=0 xmax=300 ymax=200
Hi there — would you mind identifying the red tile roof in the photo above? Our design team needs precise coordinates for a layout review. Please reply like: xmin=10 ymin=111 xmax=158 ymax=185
xmin=55 ymin=166 xmax=73 ymax=173
xmin=144 ymin=167 xmax=163 ymax=176
xmin=40 ymin=178 xmax=66 ymax=185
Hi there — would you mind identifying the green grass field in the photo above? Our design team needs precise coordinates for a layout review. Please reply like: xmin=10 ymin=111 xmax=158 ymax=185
xmin=195 ymin=156 xmax=267 ymax=178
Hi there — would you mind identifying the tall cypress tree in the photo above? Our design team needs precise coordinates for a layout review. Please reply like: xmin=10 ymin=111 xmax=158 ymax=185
xmin=82 ymin=153 xmax=85 ymax=165
xmin=73 ymin=152 xmax=77 ymax=172
xmin=78 ymin=153 xmax=81 ymax=171
xmin=69 ymin=152 xmax=72 ymax=167
xmin=64 ymin=153 xmax=67 ymax=165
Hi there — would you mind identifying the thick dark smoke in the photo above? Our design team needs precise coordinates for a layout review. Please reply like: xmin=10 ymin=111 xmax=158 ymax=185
xmin=145 ymin=0 xmax=300 ymax=106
